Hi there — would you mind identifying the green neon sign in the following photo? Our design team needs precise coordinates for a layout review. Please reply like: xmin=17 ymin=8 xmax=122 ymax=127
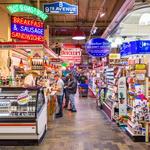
xmin=7 ymin=4 xmax=48 ymax=21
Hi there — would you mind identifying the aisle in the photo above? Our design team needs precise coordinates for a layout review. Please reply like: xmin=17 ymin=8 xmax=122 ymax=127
xmin=1 ymin=97 xmax=150 ymax=150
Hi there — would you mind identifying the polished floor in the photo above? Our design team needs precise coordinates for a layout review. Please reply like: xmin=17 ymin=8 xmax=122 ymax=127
xmin=0 ymin=96 xmax=150 ymax=150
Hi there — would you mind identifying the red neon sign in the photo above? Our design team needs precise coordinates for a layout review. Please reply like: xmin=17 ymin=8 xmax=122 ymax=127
xmin=11 ymin=32 xmax=44 ymax=42
xmin=11 ymin=16 xmax=44 ymax=42
xmin=11 ymin=16 xmax=44 ymax=28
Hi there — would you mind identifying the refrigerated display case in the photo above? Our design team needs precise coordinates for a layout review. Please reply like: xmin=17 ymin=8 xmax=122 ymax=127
xmin=0 ymin=86 xmax=47 ymax=144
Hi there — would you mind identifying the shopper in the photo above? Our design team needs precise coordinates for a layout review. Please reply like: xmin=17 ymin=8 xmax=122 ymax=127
xmin=62 ymin=75 xmax=70 ymax=109
xmin=67 ymin=73 xmax=77 ymax=112
xmin=54 ymin=74 xmax=64 ymax=118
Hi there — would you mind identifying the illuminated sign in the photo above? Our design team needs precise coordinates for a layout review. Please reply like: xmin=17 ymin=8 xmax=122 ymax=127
xmin=85 ymin=38 xmax=111 ymax=58
xmin=60 ymin=45 xmax=81 ymax=64
xmin=120 ymin=40 xmax=150 ymax=57
xmin=7 ymin=4 xmax=48 ymax=21
xmin=44 ymin=1 xmax=78 ymax=15
xmin=109 ymin=53 xmax=120 ymax=59
xmin=11 ymin=16 xmax=44 ymax=42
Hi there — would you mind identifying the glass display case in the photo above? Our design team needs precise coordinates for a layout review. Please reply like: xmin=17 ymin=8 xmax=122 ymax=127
xmin=0 ymin=87 xmax=47 ymax=143
xmin=0 ymin=87 xmax=45 ymax=121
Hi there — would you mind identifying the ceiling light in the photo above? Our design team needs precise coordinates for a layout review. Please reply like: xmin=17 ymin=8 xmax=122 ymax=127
xmin=139 ymin=13 xmax=150 ymax=25
xmin=72 ymin=27 xmax=86 ymax=40
xmin=115 ymin=37 xmax=123 ymax=45
xmin=100 ymin=12 xmax=105 ymax=18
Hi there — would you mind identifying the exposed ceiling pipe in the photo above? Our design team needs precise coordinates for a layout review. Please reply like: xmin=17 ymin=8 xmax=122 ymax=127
xmin=88 ymin=0 xmax=106 ymax=41
xmin=37 ymin=0 xmax=40 ymax=9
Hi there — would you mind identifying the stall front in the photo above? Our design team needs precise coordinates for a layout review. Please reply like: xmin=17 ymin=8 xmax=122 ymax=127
xmin=0 ymin=87 xmax=47 ymax=144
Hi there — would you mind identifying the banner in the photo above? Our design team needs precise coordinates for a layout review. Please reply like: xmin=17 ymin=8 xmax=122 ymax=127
xmin=118 ymin=77 xmax=127 ymax=116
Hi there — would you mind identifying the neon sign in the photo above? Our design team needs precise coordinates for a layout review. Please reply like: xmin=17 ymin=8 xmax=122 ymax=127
xmin=7 ymin=4 xmax=48 ymax=21
xmin=11 ymin=16 xmax=44 ymax=42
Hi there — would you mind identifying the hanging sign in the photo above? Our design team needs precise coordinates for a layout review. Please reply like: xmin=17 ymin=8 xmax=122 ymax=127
xmin=120 ymin=40 xmax=150 ymax=57
xmin=109 ymin=53 xmax=120 ymax=59
xmin=60 ymin=44 xmax=81 ymax=64
xmin=11 ymin=16 xmax=44 ymax=42
xmin=118 ymin=77 xmax=127 ymax=116
xmin=43 ymin=1 xmax=78 ymax=15
xmin=7 ymin=4 xmax=48 ymax=21
xmin=85 ymin=38 xmax=111 ymax=57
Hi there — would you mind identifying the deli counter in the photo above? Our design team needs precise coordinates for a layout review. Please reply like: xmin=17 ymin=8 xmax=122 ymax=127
xmin=0 ymin=86 xmax=47 ymax=143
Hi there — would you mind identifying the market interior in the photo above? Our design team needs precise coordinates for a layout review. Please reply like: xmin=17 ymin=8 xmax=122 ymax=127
xmin=0 ymin=0 xmax=150 ymax=149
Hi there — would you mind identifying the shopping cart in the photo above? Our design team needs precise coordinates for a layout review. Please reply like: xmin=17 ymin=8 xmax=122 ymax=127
xmin=78 ymin=83 xmax=88 ymax=97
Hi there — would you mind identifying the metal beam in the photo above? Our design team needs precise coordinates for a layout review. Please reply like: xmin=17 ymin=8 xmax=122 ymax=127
xmin=45 ymin=21 xmax=110 ymax=28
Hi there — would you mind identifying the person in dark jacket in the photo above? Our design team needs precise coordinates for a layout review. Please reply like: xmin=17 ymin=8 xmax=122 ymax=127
xmin=67 ymin=73 xmax=77 ymax=112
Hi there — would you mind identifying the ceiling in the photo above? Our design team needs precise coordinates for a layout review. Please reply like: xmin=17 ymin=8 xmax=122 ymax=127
xmin=0 ymin=0 xmax=124 ymax=40
xmin=106 ymin=1 xmax=150 ymax=48
xmin=108 ymin=2 xmax=150 ymax=43
xmin=30 ymin=0 xmax=125 ymax=43
xmin=0 ymin=0 xmax=125 ymax=43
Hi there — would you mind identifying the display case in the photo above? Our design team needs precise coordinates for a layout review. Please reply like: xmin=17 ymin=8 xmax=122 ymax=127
xmin=0 ymin=86 xmax=47 ymax=144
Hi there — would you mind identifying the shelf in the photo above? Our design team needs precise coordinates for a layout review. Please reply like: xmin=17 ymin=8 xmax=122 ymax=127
xmin=127 ymin=105 xmax=133 ymax=109
xmin=11 ymin=111 xmax=35 ymax=113
xmin=125 ymin=127 xmax=145 ymax=137
xmin=128 ymin=120 xmax=134 ymax=127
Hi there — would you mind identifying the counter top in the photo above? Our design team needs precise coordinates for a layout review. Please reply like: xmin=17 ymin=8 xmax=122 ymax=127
xmin=0 ymin=86 xmax=42 ymax=91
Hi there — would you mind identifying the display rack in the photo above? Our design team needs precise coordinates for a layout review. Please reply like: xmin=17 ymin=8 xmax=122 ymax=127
xmin=125 ymin=61 xmax=150 ymax=141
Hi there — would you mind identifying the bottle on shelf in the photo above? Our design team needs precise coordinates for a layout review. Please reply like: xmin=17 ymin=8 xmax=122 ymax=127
xmin=0 ymin=76 xmax=2 ymax=86
xmin=9 ymin=76 xmax=13 ymax=86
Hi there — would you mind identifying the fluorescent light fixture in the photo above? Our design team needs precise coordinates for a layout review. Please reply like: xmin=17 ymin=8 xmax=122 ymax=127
xmin=72 ymin=36 xmax=86 ymax=40
xmin=139 ymin=13 xmax=150 ymax=25
xmin=7 ymin=4 xmax=48 ymax=21
xmin=72 ymin=27 xmax=86 ymax=40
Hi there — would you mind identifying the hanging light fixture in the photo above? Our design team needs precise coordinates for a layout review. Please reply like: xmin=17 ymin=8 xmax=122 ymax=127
xmin=72 ymin=27 xmax=86 ymax=40
xmin=100 ymin=11 xmax=105 ymax=18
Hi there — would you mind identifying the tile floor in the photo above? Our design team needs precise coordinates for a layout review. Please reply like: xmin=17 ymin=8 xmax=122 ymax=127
xmin=0 ymin=96 xmax=150 ymax=150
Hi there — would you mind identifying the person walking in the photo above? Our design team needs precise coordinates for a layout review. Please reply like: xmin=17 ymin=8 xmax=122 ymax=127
xmin=67 ymin=73 xmax=77 ymax=112
xmin=54 ymin=74 xmax=64 ymax=118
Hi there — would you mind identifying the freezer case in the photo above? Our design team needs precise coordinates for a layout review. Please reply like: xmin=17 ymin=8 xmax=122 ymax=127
xmin=0 ymin=87 xmax=47 ymax=143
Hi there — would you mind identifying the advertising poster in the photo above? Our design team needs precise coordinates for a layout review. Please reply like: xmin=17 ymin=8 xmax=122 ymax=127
xmin=118 ymin=77 xmax=127 ymax=116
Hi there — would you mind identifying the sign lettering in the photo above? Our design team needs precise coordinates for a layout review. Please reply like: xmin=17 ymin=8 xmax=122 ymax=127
xmin=7 ymin=4 xmax=48 ymax=21
xmin=85 ymin=38 xmax=111 ymax=57
xmin=11 ymin=16 xmax=44 ymax=42
xmin=44 ymin=1 xmax=78 ymax=15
